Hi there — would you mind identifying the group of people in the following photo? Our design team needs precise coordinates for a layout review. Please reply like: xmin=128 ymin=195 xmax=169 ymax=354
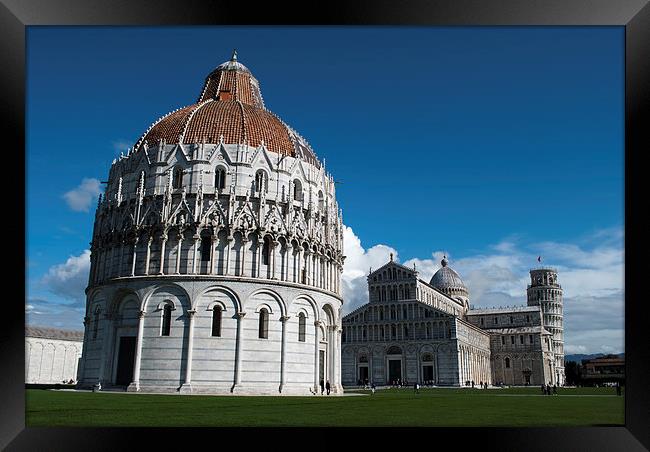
xmin=541 ymin=383 xmax=558 ymax=395
xmin=318 ymin=379 xmax=331 ymax=395
xmin=464 ymin=380 xmax=489 ymax=389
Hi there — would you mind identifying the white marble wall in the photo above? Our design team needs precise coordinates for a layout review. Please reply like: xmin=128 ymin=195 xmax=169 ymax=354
xmin=25 ymin=337 xmax=82 ymax=384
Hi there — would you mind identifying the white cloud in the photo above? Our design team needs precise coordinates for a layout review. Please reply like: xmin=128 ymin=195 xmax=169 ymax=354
xmin=26 ymin=298 xmax=85 ymax=330
xmin=341 ymin=225 xmax=624 ymax=354
xmin=41 ymin=250 xmax=91 ymax=302
xmin=112 ymin=140 xmax=132 ymax=155
xmin=63 ymin=178 xmax=102 ymax=212
xmin=341 ymin=226 xmax=397 ymax=314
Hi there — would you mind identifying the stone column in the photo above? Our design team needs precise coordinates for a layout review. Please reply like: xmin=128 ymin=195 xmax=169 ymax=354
xmin=313 ymin=321 xmax=320 ymax=393
xmin=296 ymin=246 xmax=302 ymax=284
xmin=131 ymin=237 xmax=139 ymax=276
xmin=144 ymin=235 xmax=153 ymax=276
xmin=127 ymin=310 xmax=146 ymax=392
xmin=175 ymin=233 xmax=183 ymax=274
xmin=77 ymin=316 xmax=90 ymax=385
xmin=209 ymin=235 xmax=217 ymax=275
xmin=369 ymin=349 xmax=374 ymax=385
xmin=225 ymin=236 xmax=233 ymax=275
xmin=256 ymin=234 xmax=262 ymax=278
xmin=279 ymin=315 xmax=290 ymax=392
xmin=232 ymin=312 xmax=246 ymax=392
xmin=192 ymin=234 xmax=200 ymax=274
xmin=271 ymin=241 xmax=278 ymax=280
xmin=158 ymin=233 xmax=168 ymax=275
xmin=240 ymin=238 xmax=248 ymax=277
xmin=180 ymin=309 xmax=197 ymax=393
xmin=284 ymin=242 xmax=292 ymax=282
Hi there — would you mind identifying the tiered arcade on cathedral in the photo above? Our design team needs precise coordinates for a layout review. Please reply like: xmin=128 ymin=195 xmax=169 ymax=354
xmin=341 ymin=256 xmax=565 ymax=387
xmin=77 ymin=52 xmax=345 ymax=395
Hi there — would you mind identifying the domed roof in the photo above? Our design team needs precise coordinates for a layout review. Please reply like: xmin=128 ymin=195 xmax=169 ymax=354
xmin=133 ymin=51 xmax=320 ymax=167
xmin=430 ymin=256 xmax=467 ymax=291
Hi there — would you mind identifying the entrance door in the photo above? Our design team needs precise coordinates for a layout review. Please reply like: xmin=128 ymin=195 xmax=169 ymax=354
xmin=388 ymin=359 xmax=401 ymax=383
xmin=359 ymin=366 xmax=368 ymax=384
xmin=319 ymin=350 xmax=326 ymax=383
xmin=422 ymin=365 xmax=434 ymax=382
xmin=115 ymin=336 xmax=136 ymax=386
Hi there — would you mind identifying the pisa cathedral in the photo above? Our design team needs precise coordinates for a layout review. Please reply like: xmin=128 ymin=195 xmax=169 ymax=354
xmin=341 ymin=256 xmax=565 ymax=387
xmin=77 ymin=52 xmax=345 ymax=395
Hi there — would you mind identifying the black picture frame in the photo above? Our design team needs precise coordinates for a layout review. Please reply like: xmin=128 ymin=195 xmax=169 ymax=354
xmin=4 ymin=0 xmax=649 ymax=450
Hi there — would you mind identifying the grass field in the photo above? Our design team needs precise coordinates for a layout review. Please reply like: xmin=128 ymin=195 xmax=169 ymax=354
xmin=25 ymin=386 xmax=624 ymax=427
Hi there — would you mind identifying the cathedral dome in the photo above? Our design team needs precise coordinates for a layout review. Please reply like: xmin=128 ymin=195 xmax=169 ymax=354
xmin=430 ymin=256 xmax=467 ymax=292
xmin=132 ymin=51 xmax=319 ymax=167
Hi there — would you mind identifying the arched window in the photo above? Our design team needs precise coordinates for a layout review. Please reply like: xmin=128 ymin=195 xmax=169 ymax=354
xmin=211 ymin=306 xmax=222 ymax=337
xmin=318 ymin=190 xmax=324 ymax=210
xmin=161 ymin=304 xmax=172 ymax=336
xmin=391 ymin=325 xmax=396 ymax=339
xmin=293 ymin=179 xmax=302 ymax=201
xmin=215 ymin=167 xmax=226 ymax=190
xmin=255 ymin=170 xmax=267 ymax=193
xmin=298 ymin=313 xmax=306 ymax=342
xmin=258 ymin=308 xmax=269 ymax=339
xmin=172 ymin=166 xmax=183 ymax=189
xmin=505 ymin=357 xmax=511 ymax=368
xmin=201 ymin=236 xmax=211 ymax=261
xmin=262 ymin=236 xmax=271 ymax=266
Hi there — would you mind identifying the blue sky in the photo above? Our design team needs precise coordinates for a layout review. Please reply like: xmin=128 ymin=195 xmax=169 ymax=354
xmin=26 ymin=26 xmax=624 ymax=354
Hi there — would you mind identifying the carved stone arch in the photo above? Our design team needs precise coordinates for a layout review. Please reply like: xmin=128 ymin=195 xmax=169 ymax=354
xmin=320 ymin=302 xmax=337 ymax=326
xmin=86 ymin=287 xmax=107 ymax=310
xmin=254 ymin=303 xmax=274 ymax=314
xmin=289 ymin=294 xmax=319 ymax=322
xmin=193 ymin=285 xmax=242 ymax=312
xmin=263 ymin=204 xmax=287 ymax=235
xmin=140 ymin=283 xmax=192 ymax=313
xmin=156 ymin=299 xmax=176 ymax=311
xmin=386 ymin=345 xmax=402 ymax=355
xmin=247 ymin=288 xmax=287 ymax=318
xmin=106 ymin=288 xmax=140 ymax=318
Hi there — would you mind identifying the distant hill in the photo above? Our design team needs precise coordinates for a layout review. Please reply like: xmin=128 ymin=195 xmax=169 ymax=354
xmin=565 ymin=353 xmax=624 ymax=363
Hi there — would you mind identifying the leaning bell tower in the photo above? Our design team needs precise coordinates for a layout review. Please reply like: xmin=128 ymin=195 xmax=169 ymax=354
xmin=527 ymin=266 xmax=565 ymax=385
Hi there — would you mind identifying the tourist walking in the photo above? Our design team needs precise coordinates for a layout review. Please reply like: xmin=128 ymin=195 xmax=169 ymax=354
xmin=320 ymin=379 xmax=325 ymax=395
xmin=371 ymin=383 xmax=376 ymax=395
xmin=326 ymin=380 xmax=331 ymax=395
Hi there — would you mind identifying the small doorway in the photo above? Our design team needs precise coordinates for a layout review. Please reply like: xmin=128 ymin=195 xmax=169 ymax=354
xmin=422 ymin=365 xmax=434 ymax=382
xmin=319 ymin=350 xmax=326 ymax=383
xmin=523 ymin=369 xmax=532 ymax=385
xmin=388 ymin=359 xmax=402 ymax=383
xmin=358 ymin=366 xmax=369 ymax=385
xmin=115 ymin=336 xmax=136 ymax=386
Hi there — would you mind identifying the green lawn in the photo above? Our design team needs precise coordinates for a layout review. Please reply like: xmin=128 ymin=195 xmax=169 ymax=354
xmin=25 ymin=387 xmax=624 ymax=427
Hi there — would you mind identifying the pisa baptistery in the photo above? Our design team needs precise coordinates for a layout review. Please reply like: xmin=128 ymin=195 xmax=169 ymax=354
xmin=76 ymin=52 xmax=345 ymax=395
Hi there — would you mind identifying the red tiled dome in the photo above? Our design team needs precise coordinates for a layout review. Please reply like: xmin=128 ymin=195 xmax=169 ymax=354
xmin=134 ymin=51 xmax=319 ymax=166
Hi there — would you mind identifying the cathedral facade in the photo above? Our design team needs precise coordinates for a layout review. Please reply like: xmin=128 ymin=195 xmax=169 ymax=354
xmin=341 ymin=256 xmax=565 ymax=387
xmin=76 ymin=53 xmax=345 ymax=395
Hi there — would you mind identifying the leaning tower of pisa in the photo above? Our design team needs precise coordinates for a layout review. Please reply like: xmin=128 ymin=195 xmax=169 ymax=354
xmin=526 ymin=267 xmax=565 ymax=385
